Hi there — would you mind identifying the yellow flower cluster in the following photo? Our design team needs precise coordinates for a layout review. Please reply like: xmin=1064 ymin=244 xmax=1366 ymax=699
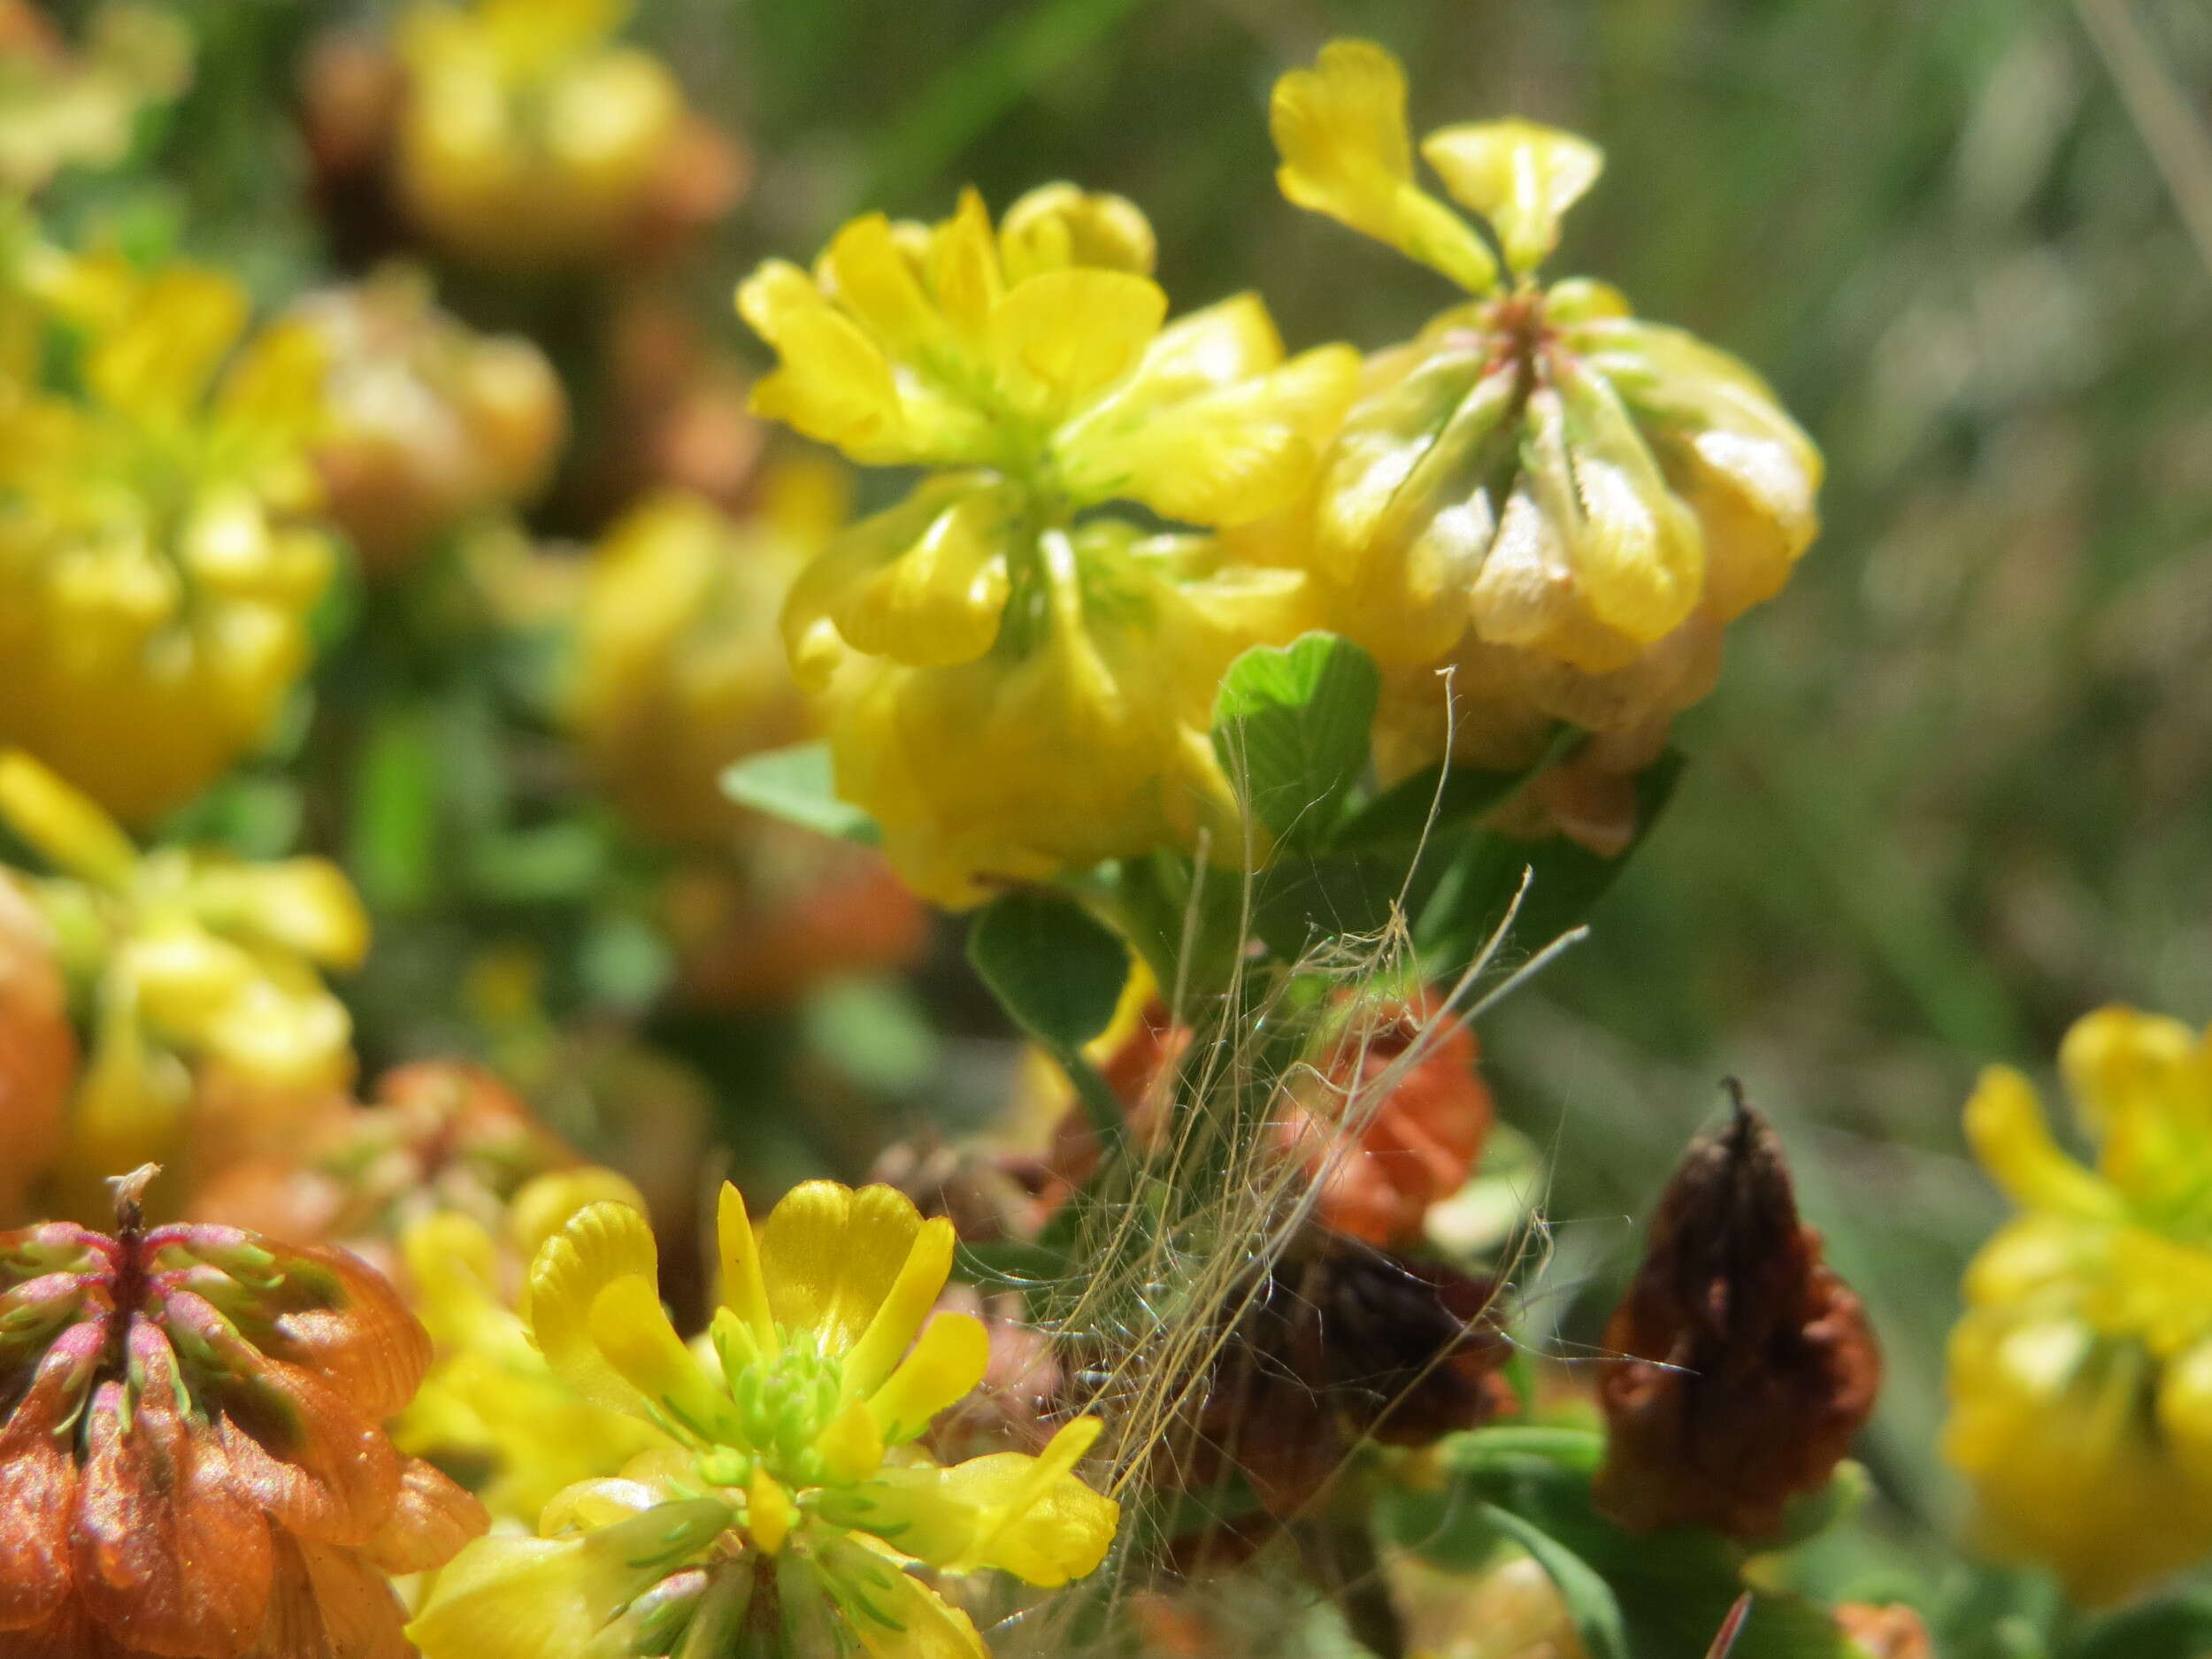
xmin=0 ymin=749 xmax=366 ymax=1216
xmin=739 ymin=184 xmax=1356 ymax=902
xmin=1254 ymin=40 xmax=1823 ymax=773
xmin=571 ymin=465 xmax=842 ymax=848
xmin=0 ymin=246 xmax=335 ymax=822
xmin=396 ymin=0 xmax=688 ymax=269
xmin=289 ymin=265 xmax=566 ymax=576
xmin=0 ymin=1 xmax=191 ymax=195
xmin=1947 ymin=1007 xmax=2212 ymax=1604
xmin=411 ymin=1180 xmax=1118 ymax=1658
xmin=395 ymin=1170 xmax=673 ymax=1528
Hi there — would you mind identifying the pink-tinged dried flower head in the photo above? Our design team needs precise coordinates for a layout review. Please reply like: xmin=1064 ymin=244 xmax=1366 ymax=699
xmin=0 ymin=1172 xmax=486 ymax=1656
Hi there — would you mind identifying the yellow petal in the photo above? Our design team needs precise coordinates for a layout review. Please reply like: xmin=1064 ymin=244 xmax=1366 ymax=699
xmin=2059 ymin=1006 xmax=2211 ymax=1141
xmin=748 ymin=1468 xmax=795 ymax=1555
xmin=841 ymin=1216 xmax=957 ymax=1399
xmin=987 ymin=268 xmax=1164 ymax=419
xmin=819 ymin=213 xmax=948 ymax=362
xmin=407 ymin=1500 xmax=730 ymax=1659
xmin=866 ymin=1312 xmax=990 ymax=1443
xmin=588 ymin=1275 xmax=748 ymax=1445
xmin=1066 ymin=342 xmax=1359 ymax=526
xmin=509 ymin=1168 xmax=649 ymax=1268
xmin=85 ymin=264 xmax=249 ymax=416
xmin=1963 ymin=1065 xmax=2123 ymax=1221
xmin=1119 ymin=293 xmax=1285 ymax=404
xmin=1418 ymin=120 xmax=1603 ymax=273
xmin=814 ymin=1396 xmax=888 ymax=1485
xmin=399 ymin=1212 xmax=503 ymax=1349
xmin=757 ymin=1181 xmax=926 ymax=1353
xmin=926 ymin=188 xmax=1003 ymax=346
xmin=526 ymin=1200 xmax=664 ymax=1417
xmin=216 ymin=317 xmax=331 ymax=440
xmin=187 ymin=857 xmax=369 ymax=968
xmin=716 ymin=1181 xmax=778 ymax=1351
xmin=999 ymin=183 xmax=1156 ymax=280
xmin=860 ymin=1417 xmax=1118 ymax=1585
xmin=738 ymin=261 xmax=908 ymax=461
xmin=825 ymin=487 xmax=1015 ymax=667
xmin=1269 ymin=40 xmax=1496 ymax=293
xmin=0 ymin=749 xmax=138 ymax=888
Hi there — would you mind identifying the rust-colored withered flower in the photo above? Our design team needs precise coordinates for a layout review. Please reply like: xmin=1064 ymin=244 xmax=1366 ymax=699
xmin=1174 ymin=1230 xmax=1512 ymax=1531
xmin=1593 ymin=1087 xmax=1880 ymax=1539
xmin=0 ymin=1165 xmax=486 ymax=1656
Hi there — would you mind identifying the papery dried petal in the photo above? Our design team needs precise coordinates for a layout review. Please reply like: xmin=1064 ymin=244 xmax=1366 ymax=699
xmin=0 ymin=1322 xmax=96 ymax=1629
xmin=74 ymin=1367 xmax=275 ymax=1655
xmin=357 ymin=1456 xmax=488 ymax=1576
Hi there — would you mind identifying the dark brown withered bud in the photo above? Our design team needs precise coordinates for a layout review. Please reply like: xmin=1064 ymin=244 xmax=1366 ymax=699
xmin=1593 ymin=1085 xmax=1880 ymax=1540
xmin=1171 ymin=1230 xmax=1513 ymax=1536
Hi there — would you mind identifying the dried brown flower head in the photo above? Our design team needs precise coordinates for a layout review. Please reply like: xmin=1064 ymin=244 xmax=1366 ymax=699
xmin=0 ymin=1169 xmax=485 ymax=1655
xmin=1175 ymin=1230 xmax=1512 ymax=1530
xmin=1593 ymin=1087 xmax=1881 ymax=1539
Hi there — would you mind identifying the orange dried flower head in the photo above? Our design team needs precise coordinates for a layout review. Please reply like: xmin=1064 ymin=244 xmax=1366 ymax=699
xmin=191 ymin=1060 xmax=578 ymax=1258
xmin=0 ymin=1170 xmax=486 ymax=1656
xmin=1593 ymin=1091 xmax=1880 ymax=1539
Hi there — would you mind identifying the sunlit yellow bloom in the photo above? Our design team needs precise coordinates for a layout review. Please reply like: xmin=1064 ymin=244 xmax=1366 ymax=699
xmin=572 ymin=467 xmax=841 ymax=847
xmin=740 ymin=185 xmax=1356 ymax=900
xmin=1256 ymin=39 xmax=1821 ymax=772
xmin=1946 ymin=1006 xmax=2212 ymax=1605
xmin=0 ymin=249 xmax=335 ymax=821
xmin=0 ymin=1 xmax=191 ymax=194
xmin=396 ymin=0 xmax=688 ymax=269
xmin=290 ymin=265 xmax=565 ymax=576
xmin=822 ymin=520 xmax=1313 ymax=906
xmin=411 ymin=1181 xmax=1118 ymax=1658
xmin=0 ymin=749 xmax=365 ymax=1216
xmin=394 ymin=1170 xmax=672 ymax=1526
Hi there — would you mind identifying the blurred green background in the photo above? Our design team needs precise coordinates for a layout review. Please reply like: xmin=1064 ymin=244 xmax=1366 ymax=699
xmin=57 ymin=0 xmax=2212 ymax=1577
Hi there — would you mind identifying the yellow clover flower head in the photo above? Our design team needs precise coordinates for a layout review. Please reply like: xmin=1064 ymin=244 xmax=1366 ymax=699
xmin=739 ymin=185 xmax=1357 ymax=902
xmin=0 ymin=249 xmax=335 ymax=822
xmin=395 ymin=1170 xmax=673 ymax=1527
xmin=0 ymin=1 xmax=193 ymax=196
xmin=1945 ymin=1005 xmax=2212 ymax=1605
xmin=396 ymin=0 xmax=687 ymax=270
xmin=572 ymin=469 xmax=841 ymax=849
xmin=1262 ymin=40 xmax=1822 ymax=772
xmin=410 ymin=1179 xmax=1119 ymax=1659
xmin=0 ymin=749 xmax=366 ymax=1215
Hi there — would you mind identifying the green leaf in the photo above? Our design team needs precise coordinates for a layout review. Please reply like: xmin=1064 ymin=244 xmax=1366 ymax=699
xmin=1331 ymin=725 xmax=1577 ymax=854
xmin=1414 ymin=749 xmax=1686 ymax=973
xmin=349 ymin=708 xmax=439 ymax=910
xmin=1109 ymin=849 xmax=1247 ymax=999
xmin=966 ymin=889 xmax=1131 ymax=1049
xmin=1481 ymin=1502 xmax=1632 ymax=1659
xmin=721 ymin=743 xmax=880 ymax=845
xmin=1211 ymin=632 xmax=1379 ymax=848
xmin=2066 ymin=1597 xmax=2212 ymax=1659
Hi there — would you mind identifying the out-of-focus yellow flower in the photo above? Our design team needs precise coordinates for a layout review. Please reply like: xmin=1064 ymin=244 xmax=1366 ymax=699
xmin=0 ymin=749 xmax=365 ymax=1216
xmin=395 ymin=1169 xmax=672 ymax=1527
xmin=410 ymin=1180 xmax=1118 ymax=1658
xmin=396 ymin=0 xmax=687 ymax=269
xmin=0 ymin=1 xmax=191 ymax=194
xmin=571 ymin=466 xmax=841 ymax=847
xmin=739 ymin=186 xmax=1356 ymax=902
xmin=1255 ymin=40 xmax=1821 ymax=772
xmin=1946 ymin=1006 xmax=2212 ymax=1605
xmin=290 ymin=265 xmax=565 ymax=576
xmin=0 ymin=250 xmax=335 ymax=822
